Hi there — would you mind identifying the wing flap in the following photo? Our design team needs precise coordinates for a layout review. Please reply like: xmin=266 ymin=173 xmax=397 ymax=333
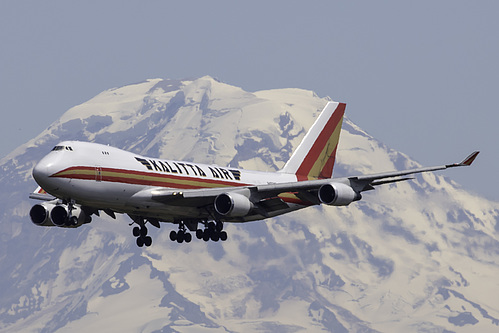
xmin=257 ymin=197 xmax=289 ymax=211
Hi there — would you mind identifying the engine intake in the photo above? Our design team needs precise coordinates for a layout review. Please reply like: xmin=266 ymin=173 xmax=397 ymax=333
xmin=30 ymin=203 xmax=55 ymax=226
xmin=318 ymin=183 xmax=361 ymax=206
xmin=29 ymin=202 xmax=91 ymax=228
xmin=214 ymin=192 xmax=253 ymax=217
xmin=50 ymin=205 xmax=71 ymax=226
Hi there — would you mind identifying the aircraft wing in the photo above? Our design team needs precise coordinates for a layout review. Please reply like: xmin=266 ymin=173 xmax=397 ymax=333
xmin=248 ymin=151 xmax=480 ymax=196
xmin=346 ymin=150 xmax=480 ymax=192
xmin=148 ymin=187 xmax=239 ymax=206
xmin=138 ymin=151 xmax=479 ymax=215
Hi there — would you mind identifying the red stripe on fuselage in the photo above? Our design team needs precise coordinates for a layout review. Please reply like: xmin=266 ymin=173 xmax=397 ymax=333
xmin=51 ymin=166 xmax=248 ymax=189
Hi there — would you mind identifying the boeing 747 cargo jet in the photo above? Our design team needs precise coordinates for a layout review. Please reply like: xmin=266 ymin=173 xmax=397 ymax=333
xmin=29 ymin=102 xmax=479 ymax=247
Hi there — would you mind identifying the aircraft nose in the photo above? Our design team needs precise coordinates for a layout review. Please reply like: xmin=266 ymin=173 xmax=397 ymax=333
xmin=32 ymin=156 xmax=57 ymax=188
xmin=32 ymin=159 xmax=49 ymax=184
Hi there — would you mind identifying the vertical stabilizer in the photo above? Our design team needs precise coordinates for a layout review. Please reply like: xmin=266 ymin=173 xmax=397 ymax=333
xmin=281 ymin=102 xmax=345 ymax=180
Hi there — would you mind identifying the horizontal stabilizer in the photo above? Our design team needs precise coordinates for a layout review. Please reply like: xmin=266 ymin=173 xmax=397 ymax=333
xmin=29 ymin=186 xmax=55 ymax=201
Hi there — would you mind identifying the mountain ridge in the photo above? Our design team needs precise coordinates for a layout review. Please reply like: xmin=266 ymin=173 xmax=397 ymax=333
xmin=0 ymin=76 xmax=497 ymax=332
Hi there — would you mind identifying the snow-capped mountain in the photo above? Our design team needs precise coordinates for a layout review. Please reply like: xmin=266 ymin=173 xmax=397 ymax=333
xmin=0 ymin=76 xmax=498 ymax=332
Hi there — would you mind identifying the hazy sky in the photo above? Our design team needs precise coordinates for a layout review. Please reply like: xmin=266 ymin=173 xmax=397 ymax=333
xmin=1 ymin=1 xmax=497 ymax=201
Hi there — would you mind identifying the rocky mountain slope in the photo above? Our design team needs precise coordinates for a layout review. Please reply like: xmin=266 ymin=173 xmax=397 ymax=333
xmin=0 ymin=76 xmax=498 ymax=332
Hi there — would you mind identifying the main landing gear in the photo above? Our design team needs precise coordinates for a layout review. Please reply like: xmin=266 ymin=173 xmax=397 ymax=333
xmin=130 ymin=216 xmax=154 ymax=247
xmin=168 ymin=220 xmax=228 ymax=243
xmin=133 ymin=224 xmax=152 ymax=247
xmin=129 ymin=216 xmax=228 ymax=247
xmin=169 ymin=222 xmax=192 ymax=243
xmin=196 ymin=221 xmax=227 ymax=242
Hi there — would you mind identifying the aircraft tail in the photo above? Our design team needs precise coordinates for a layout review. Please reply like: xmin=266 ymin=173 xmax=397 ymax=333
xmin=281 ymin=101 xmax=346 ymax=180
xmin=29 ymin=186 xmax=55 ymax=201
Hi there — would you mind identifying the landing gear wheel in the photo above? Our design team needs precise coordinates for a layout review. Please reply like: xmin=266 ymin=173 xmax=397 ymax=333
xmin=69 ymin=216 xmax=78 ymax=226
xmin=216 ymin=221 xmax=223 ymax=232
xmin=211 ymin=233 xmax=220 ymax=242
xmin=208 ymin=222 xmax=216 ymax=231
xmin=220 ymin=231 xmax=228 ymax=241
xmin=136 ymin=237 xmax=144 ymax=247
xmin=184 ymin=232 xmax=192 ymax=243
xmin=144 ymin=236 xmax=152 ymax=247
xmin=140 ymin=226 xmax=148 ymax=237
xmin=169 ymin=230 xmax=177 ymax=241
xmin=176 ymin=231 xmax=184 ymax=243
xmin=133 ymin=227 xmax=140 ymax=237
xmin=202 ymin=232 xmax=210 ymax=242
xmin=196 ymin=229 xmax=203 ymax=239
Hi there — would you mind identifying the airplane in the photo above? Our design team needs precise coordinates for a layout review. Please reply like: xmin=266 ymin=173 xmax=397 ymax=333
xmin=28 ymin=102 xmax=479 ymax=247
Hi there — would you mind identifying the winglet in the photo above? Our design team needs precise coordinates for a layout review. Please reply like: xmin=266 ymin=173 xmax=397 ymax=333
xmin=447 ymin=151 xmax=480 ymax=168
xmin=460 ymin=151 xmax=480 ymax=166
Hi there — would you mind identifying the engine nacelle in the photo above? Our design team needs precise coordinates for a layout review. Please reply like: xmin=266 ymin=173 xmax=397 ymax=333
xmin=214 ymin=192 xmax=253 ymax=217
xmin=50 ymin=205 xmax=71 ymax=226
xmin=50 ymin=205 xmax=89 ymax=227
xmin=30 ymin=202 xmax=57 ymax=226
xmin=30 ymin=202 xmax=90 ymax=228
xmin=318 ymin=183 xmax=361 ymax=206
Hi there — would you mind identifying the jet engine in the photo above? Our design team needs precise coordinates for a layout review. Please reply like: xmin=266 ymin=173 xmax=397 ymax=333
xmin=318 ymin=183 xmax=361 ymax=206
xmin=29 ymin=202 xmax=56 ymax=226
xmin=29 ymin=202 xmax=91 ymax=228
xmin=214 ymin=192 xmax=253 ymax=217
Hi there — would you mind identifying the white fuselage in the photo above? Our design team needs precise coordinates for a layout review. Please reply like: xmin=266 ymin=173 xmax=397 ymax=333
xmin=33 ymin=141 xmax=304 ymax=222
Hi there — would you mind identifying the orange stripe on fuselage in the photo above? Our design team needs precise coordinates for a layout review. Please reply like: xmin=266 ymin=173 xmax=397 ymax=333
xmin=51 ymin=166 xmax=247 ymax=189
xmin=295 ymin=103 xmax=345 ymax=180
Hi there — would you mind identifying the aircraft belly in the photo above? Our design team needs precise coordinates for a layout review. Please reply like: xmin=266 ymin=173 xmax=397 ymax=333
xmin=128 ymin=200 xmax=309 ymax=223
xmin=59 ymin=180 xmax=141 ymax=210
xmin=127 ymin=204 xmax=209 ymax=222
xmin=121 ymin=201 xmax=308 ymax=224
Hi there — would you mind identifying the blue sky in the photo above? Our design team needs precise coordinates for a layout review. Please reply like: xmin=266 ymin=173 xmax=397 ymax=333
xmin=1 ymin=1 xmax=497 ymax=200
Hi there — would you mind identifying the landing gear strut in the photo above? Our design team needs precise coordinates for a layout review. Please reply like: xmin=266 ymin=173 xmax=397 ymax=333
xmin=65 ymin=199 xmax=80 ymax=227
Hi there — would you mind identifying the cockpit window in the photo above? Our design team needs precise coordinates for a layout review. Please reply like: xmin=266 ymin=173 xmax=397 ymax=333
xmin=51 ymin=146 xmax=73 ymax=151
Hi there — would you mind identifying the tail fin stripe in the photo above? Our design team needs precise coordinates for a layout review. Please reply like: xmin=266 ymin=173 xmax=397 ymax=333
xmin=295 ymin=103 xmax=345 ymax=179
xmin=318 ymin=145 xmax=338 ymax=179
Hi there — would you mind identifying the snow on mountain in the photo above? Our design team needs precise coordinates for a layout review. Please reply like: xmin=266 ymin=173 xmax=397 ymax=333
xmin=0 ymin=76 xmax=498 ymax=332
